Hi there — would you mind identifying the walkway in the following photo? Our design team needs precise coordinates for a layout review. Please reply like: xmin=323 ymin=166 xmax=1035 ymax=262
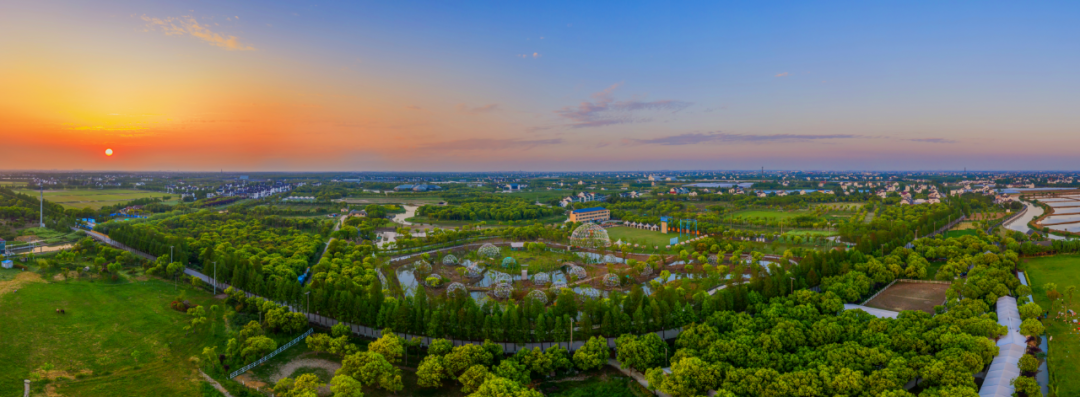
xmin=199 ymin=369 xmax=234 ymax=397
xmin=607 ymin=358 xmax=669 ymax=397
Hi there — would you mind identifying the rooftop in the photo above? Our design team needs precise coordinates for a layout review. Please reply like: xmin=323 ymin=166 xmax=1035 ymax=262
xmin=571 ymin=207 xmax=607 ymax=214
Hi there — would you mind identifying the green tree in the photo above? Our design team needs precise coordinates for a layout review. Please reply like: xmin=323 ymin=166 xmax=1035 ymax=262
xmin=494 ymin=359 xmax=530 ymax=386
xmin=1019 ymin=302 xmax=1043 ymax=320
xmin=458 ymin=364 xmax=489 ymax=394
xmin=573 ymin=336 xmax=608 ymax=371
xmin=1020 ymin=318 xmax=1045 ymax=337
xmin=241 ymin=336 xmax=277 ymax=362
xmin=337 ymin=351 xmax=402 ymax=393
xmin=330 ymin=374 xmax=364 ymax=397
xmin=369 ymin=329 xmax=405 ymax=364
xmin=1018 ymin=354 xmax=1040 ymax=374
xmin=416 ymin=355 xmax=446 ymax=388
xmin=468 ymin=375 xmax=544 ymax=397
xmin=332 ymin=322 xmax=350 ymax=338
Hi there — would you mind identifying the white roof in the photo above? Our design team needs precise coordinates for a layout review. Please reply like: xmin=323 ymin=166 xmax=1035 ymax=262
xmin=979 ymin=343 xmax=1026 ymax=397
xmin=510 ymin=242 xmax=525 ymax=248
xmin=843 ymin=304 xmax=899 ymax=319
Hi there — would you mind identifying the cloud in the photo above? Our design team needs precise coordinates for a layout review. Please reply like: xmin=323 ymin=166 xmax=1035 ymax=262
xmin=456 ymin=103 xmax=500 ymax=115
xmin=626 ymin=132 xmax=858 ymax=146
xmin=555 ymin=82 xmax=692 ymax=128
xmin=908 ymin=138 xmax=957 ymax=144
xmin=421 ymin=138 xmax=563 ymax=151
xmin=406 ymin=105 xmax=423 ymax=111
xmin=775 ymin=72 xmax=789 ymax=77
xmin=141 ymin=15 xmax=255 ymax=51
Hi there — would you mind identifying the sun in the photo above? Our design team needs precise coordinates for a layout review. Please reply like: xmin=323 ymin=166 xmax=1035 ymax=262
xmin=105 ymin=148 xmax=113 ymax=156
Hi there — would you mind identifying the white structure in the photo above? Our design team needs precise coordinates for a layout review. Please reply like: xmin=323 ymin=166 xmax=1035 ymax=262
xmin=979 ymin=296 xmax=1027 ymax=397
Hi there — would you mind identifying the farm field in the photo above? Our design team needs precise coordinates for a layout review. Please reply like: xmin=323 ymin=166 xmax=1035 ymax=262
xmin=605 ymin=226 xmax=677 ymax=247
xmin=1025 ymin=254 xmax=1080 ymax=397
xmin=0 ymin=276 xmax=227 ymax=397
xmin=863 ymin=281 xmax=950 ymax=314
xmin=14 ymin=189 xmax=171 ymax=209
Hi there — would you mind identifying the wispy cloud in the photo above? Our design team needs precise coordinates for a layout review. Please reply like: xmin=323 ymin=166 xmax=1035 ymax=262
xmin=775 ymin=72 xmax=789 ymax=77
xmin=908 ymin=138 xmax=957 ymax=144
xmin=141 ymin=15 xmax=255 ymax=51
xmin=626 ymin=132 xmax=858 ymax=146
xmin=421 ymin=138 xmax=562 ymax=151
xmin=456 ymin=103 xmax=500 ymax=115
xmin=556 ymin=83 xmax=692 ymax=128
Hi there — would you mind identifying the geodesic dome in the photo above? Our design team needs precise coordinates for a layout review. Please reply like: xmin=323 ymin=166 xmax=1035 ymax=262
xmin=569 ymin=223 xmax=610 ymax=249
xmin=461 ymin=259 xmax=475 ymax=268
xmin=575 ymin=287 xmax=601 ymax=298
xmin=413 ymin=259 xmax=432 ymax=274
xmin=492 ymin=281 xmax=514 ymax=299
xmin=526 ymin=289 xmax=548 ymax=305
xmin=490 ymin=271 xmax=513 ymax=285
xmin=478 ymin=243 xmax=500 ymax=258
xmin=639 ymin=264 xmax=653 ymax=277
xmin=501 ymin=257 xmax=517 ymax=268
xmin=447 ymin=282 xmax=468 ymax=297
xmin=442 ymin=254 xmax=459 ymax=266
xmin=465 ymin=264 xmax=484 ymax=278
xmin=533 ymin=272 xmax=550 ymax=286
xmin=602 ymin=273 xmax=620 ymax=288
xmin=425 ymin=274 xmax=444 ymax=287
xmin=602 ymin=254 xmax=620 ymax=263
xmin=550 ymin=281 xmax=568 ymax=293
xmin=568 ymin=265 xmax=588 ymax=280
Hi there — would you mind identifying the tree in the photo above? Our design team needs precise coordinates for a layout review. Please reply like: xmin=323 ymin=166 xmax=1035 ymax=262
xmin=369 ymin=329 xmax=405 ymax=364
xmin=1010 ymin=377 xmax=1042 ymax=397
xmin=1020 ymin=318 xmax=1045 ymax=337
xmin=416 ymin=355 xmax=446 ymax=388
xmin=657 ymin=356 xmax=721 ymax=397
xmin=241 ymin=336 xmax=277 ymax=362
xmin=458 ymin=364 xmax=489 ymax=394
xmin=468 ymin=375 xmax=544 ymax=397
xmin=573 ymin=336 xmax=608 ymax=371
xmin=337 ymin=351 xmax=402 ymax=393
xmin=273 ymin=373 xmax=323 ymax=397
xmin=1018 ymin=354 xmax=1039 ymax=374
xmin=330 ymin=374 xmax=364 ymax=397
xmin=494 ymin=359 xmax=530 ymax=386
xmin=545 ymin=345 xmax=573 ymax=374
xmin=332 ymin=322 xmax=350 ymax=338
xmin=1019 ymin=302 xmax=1043 ymax=321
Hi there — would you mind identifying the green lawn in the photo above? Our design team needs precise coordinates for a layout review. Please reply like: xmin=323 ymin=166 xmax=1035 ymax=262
xmin=14 ymin=189 xmax=172 ymax=210
xmin=606 ymin=226 xmax=679 ymax=247
xmin=1025 ymin=254 xmax=1080 ymax=397
xmin=943 ymin=229 xmax=978 ymax=238
xmin=0 ymin=276 xmax=228 ymax=396
xmin=725 ymin=210 xmax=804 ymax=220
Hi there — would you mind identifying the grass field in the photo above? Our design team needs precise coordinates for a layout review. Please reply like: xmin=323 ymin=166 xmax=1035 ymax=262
xmin=606 ymin=226 xmax=677 ymax=247
xmin=0 ymin=276 xmax=227 ymax=397
xmin=14 ymin=189 xmax=172 ymax=209
xmin=1025 ymin=254 xmax=1080 ymax=397
xmin=943 ymin=229 xmax=979 ymax=238
xmin=538 ymin=368 xmax=651 ymax=397
xmin=724 ymin=210 xmax=802 ymax=220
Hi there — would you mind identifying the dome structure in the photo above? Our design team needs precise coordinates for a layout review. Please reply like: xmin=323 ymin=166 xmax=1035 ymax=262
xmin=446 ymin=282 xmax=468 ymax=297
xmin=550 ymin=281 xmax=568 ymax=293
xmin=526 ymin=289 xmax=548 ymax=305
xmin=569 ymin=223 xmax=611 ymax=249
xmin=501 ymin=257 xmax=517 ymax=268
xmin=442 ymin=254 xmax=459 ymax=266
xmin=639 ymin=264 xmax=653 ymax=277
xmin=568 ymin=265 xmax=588 ymax=280
xmin=425 ymin=274 xmax=444 ymax=287
xmin=602 ymin=273 xmax=620 ymax=288
xmin=602 ymin=254 xmax=620 ymax=263
xmin=413 ymin=259 xmax=432 ymax=274
xmin=490 ymin=271 xmax=513 ymax=285
xmin=533 ymin=272 xmax=550 ymax=286
xmin=478 ymin=243 xmax=500 ymax=258
xmin=465 ymin=264 xmax=484 ymax=278
xmin=492 ymin=281 xmax=514 ymax=299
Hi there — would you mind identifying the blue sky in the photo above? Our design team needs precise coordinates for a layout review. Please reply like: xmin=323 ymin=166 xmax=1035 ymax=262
xmin=2 ymin=0 xmax=1079 ymax=170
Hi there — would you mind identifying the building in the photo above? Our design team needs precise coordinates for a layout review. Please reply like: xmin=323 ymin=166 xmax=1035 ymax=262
xmin=1 ymin=260 xmax=11 ymax=269
xmin=568 ymin=207 xmax=610 ymax=223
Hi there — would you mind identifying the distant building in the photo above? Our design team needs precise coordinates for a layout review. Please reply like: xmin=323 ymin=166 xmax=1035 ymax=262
xmin=568 ymin=207 xmax=610 ymax=223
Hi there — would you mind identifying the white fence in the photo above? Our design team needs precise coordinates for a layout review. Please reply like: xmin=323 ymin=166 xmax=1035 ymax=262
xmin=228 ymin=328 xmax=314 ymax=379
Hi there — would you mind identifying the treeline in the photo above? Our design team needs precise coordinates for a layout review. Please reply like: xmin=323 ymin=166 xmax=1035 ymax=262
xmin=417 ymin=195 xmax=564 ymax=221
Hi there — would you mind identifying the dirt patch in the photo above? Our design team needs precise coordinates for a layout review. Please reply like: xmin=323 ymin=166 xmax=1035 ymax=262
xmin=269 ymin=358 xmax=342 ymax=384
xmin=0 ymin=271 xmax=45 ymax=295
xmin=53 ymin=273 xmax=67 ymax=282
xmin=234 ymin=372 xmax=269 ymax=390
xmin=864 ymin=282 xmax=950 ymax=314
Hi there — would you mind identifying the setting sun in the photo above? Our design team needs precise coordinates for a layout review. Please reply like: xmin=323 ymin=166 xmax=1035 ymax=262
xmin=105 ymin=148 xmax=113 ymax=156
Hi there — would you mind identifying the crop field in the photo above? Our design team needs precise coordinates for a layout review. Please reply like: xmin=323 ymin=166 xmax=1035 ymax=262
xmin=606 ymin=226 xmax=678 ymax=247
xmin=0 ymin=276 xmax=227 ymax=397
xmin=1025 ymin=254 xmax=1080 ymax=397
xmin=863 ymin=281 xmax=949 ymax=314
xmin=14 ymin=189 xmax=171 ymax=209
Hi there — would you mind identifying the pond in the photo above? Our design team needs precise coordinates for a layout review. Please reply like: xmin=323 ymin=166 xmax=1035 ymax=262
xmin=1043 ymin=214 xmax=1080 ymax=225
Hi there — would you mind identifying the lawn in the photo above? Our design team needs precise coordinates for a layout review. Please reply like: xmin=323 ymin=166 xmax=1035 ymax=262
xmin=943 ymin=229 xmax=978 ymax=238
xmin=606 ymin=226 xmax=678 ymax=247
xmin=725 ymin=210 xmax=802 ymax=220
xmin=1024 ymin=254 xmax=1080 ymax=397
xmin=14 ymin=189 xmax=172 ymax=210
xmin=0 ymin=276 xmax=228 ymax=397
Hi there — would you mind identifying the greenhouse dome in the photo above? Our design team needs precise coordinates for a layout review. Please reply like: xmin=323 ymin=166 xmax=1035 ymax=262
xmin=526 ymin=289 xmax=548 ymax=305
xmin=569 ymin=223 xmax=610 ymax=249
xmin=412 ymin=259 xmax=432 ymax=274
xmin=446 ymin=282 xmax=468 ymax=297
xmin=602 ymin=273 xmax=620 ymax=288
xmin=465 ymin=264 xmax=484 ymax=278
xmin=478 ymin=243 xmax=500 ymax=258
xmin=492 ymin=281 xmax=514 ymax=299
xmin=501 ymin=257 xmax=517 ymax=268
xmin=533 ymin=272 xmax=550 ymax=285
xmin=442 ymin=254 xmax=459 ymax=266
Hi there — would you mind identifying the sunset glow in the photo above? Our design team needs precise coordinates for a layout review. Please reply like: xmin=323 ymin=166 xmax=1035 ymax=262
xmin=105 ymin=149 xmax=113 ymax=157
xmin=2 ymin=1 xmax=1080 ymax=171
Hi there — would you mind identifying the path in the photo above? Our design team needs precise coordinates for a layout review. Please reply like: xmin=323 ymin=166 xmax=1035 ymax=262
xmin=199 ymin=369 xmax=234 ymax=397
xmin=265 ymin=357 xmax=342 ymax=395
xmin=607 ymin=358 xmax=669 ymax=397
